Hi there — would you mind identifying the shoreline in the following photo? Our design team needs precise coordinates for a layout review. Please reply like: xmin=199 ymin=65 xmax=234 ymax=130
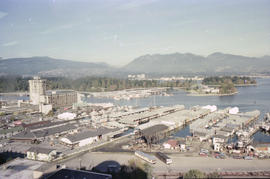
xmin=207 ymin=84 xmax=257 ymax=87
xmin=235 ymin=84 xmax=257 ymax=87
xmin=0 ymin=91 xmax=28 ymax=96
xmin=187 ymin=91 xmax=238 ymax=96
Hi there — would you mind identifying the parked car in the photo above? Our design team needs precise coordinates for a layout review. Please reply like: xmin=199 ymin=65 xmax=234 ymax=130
xmin=244 ymin=156 xmax=253 ymax=160
xmin=200 ymin=149 xmax=209 ymax=153
xmin=232 ymin=155 xmax=242 ymax=159
xmin=199 ymin=152 xmax=208 ymax=157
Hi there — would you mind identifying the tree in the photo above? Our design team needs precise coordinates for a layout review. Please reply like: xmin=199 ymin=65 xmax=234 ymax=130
xmin=183 ymin=169 xmax=206 ymax=179
xmin=207 ymin=172 xmax=221 ymax=178
xmin=46 ymin=110 xmax=54 ymax=117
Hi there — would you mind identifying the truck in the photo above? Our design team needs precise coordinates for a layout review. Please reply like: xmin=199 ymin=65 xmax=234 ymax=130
xmin=135 ymin=151 xmax=156 ymax=164
xmin=155 ymin=152 xmax=172 ymax=165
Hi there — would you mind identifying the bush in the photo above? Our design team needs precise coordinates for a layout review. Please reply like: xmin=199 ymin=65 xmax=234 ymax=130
xmin=207 ymin=172 xmax=221 ymax=178
xmin=183 ymin=169 xmax=205 ymax=179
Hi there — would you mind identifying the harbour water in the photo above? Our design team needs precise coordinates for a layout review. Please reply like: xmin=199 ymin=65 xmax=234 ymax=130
xmin=85 ymin=78 xmax=270 ymax=118
xmin=85 ymin=78 xmax=270 ymax=143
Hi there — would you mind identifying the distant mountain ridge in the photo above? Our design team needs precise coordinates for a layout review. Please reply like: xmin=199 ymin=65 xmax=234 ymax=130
xmin=0 ymin=53 xmax=270 ymax=77
xmin=0 ymin=56 xmax=113 ymax=77
xmin=123 ymin=52 xmax=270 ymax=75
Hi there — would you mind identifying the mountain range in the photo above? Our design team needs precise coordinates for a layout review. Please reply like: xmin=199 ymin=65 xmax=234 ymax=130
xmin=1 ymin=53 xmax=270 ymax=77
xmin=0 ymin=56 xmax=114 ymax=78
xmin=123 ymin=52 xmax=270 ymax=75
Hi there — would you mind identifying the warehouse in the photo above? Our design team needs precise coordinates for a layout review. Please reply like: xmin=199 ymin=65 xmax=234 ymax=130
xmin=136 ymin=124 xmax=169 ymax=145
xmin=27 ymin=147 xmax=57 ymax=162
xmin=29 ymin=77 xmax=77 ymax=109
xmin=11 ymin=123 xmax=78 ymax=142
xmin=60 ymin=127 xmax=121 ymax=147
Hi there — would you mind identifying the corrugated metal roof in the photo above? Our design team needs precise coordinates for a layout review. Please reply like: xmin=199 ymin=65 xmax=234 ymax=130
xmin=64 ymin=127 xmax=119 ymax=143
xmin=141 ymin=124 xmax=168 ymax=136
xmin=27 ymin=147 xmax=55 ymax=154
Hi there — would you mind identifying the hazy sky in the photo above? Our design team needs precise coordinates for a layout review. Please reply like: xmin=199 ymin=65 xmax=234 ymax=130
xmin=0 ymin=0 xmax=269 ymax=66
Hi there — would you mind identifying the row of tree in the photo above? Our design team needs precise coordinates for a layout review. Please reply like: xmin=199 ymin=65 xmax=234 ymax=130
xmin=202 ymin=76 xmax=256 ymax=86
xmin=202 ymin=76 xmax=256 ymax=94
xmin=0 ymin=76 xmax=29 ymax=92
xmin=0 ymin=76 xmax=195 ymax=93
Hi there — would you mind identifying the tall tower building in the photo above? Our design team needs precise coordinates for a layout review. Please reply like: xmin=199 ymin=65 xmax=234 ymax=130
xmin=29 ymin=76 xmax=46 ymax=105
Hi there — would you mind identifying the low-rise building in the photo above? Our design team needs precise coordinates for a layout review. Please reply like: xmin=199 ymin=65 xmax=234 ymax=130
xmin=29 ymin=77 xmax=77 ymax=109
xmin=41 ymin=90 xmax=77 ymax=108
xmin=60 ymin=127 xmax=120 ymax=147
xmin=163 ymin=139 xmax=179 ymax=149
xmin=212 ymin=135 xmax=226 ymax=144
xmin=27 ymin=147 xmax=57 ymax=162
xmin=214 ymin=143 xmax=221 ymax=151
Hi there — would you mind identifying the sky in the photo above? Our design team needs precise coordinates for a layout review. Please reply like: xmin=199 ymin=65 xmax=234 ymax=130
xmin=0 ymin=0 xmax=269 ymax=66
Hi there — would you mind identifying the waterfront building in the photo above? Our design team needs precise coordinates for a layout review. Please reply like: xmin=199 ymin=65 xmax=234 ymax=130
xmin=29 ymin=76 xmax=46 ymax=105
xmin=60 ymin=127 xmax=121 ymax=147
xmin=29 ymin=77 xmax=77 ymax=110
xmin=163 ymin=139 xmax=179 ymax=149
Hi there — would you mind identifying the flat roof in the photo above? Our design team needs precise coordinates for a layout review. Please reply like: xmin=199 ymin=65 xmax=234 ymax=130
xmin=46 ymin=90 xmax=76 ymax=95
xmin=0 ymin=158 xmax=44 ymax=179
xmin=48 ymin=168 xmax=112 ymax=179
xmin=27 ymin=147 xmax=55 ymax=154
xmin=12 ymin=123 xmax=78 ymax=140
xmin=141 ymin=124 xmax=168 ymax=137
xmin=64 ymin=127 xmax=119 ymax=143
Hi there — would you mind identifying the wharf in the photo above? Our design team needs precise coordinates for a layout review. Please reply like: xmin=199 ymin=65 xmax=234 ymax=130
xmin=190 ymin=109 xmax=260 ymax=141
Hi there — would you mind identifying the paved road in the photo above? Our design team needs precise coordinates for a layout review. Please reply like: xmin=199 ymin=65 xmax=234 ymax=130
xmin=62 ymin=152 xmax=270 ymax=173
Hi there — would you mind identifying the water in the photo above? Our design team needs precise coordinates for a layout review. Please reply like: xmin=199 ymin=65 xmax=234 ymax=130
xmin=0 ymin=95 xmax=28 ymax=101
xmin=85 ymin=78 xmax=270 ymax=143
xmin=85 ymin=78 xmax=270 ymax=115
xmin=172 ymin=125 xmax=192 ymax=138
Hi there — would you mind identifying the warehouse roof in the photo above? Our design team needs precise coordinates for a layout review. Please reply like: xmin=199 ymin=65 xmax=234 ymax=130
xmin=64 ymin=127 xmax=119 ymax=143
xmin=46 ymin=90 xmax=76 ymax=95
xmin=27 ymin=147 xmax=55 ymax=154
xmin=141 ymin=124 xmax=168 ymax=137
xmin=11 ymin=130 xmax=36 ymax=140
xmin=12 ymin=123 xmax=77 ymax=140
xmin=48 ymin=169 xmax=112 ymax=179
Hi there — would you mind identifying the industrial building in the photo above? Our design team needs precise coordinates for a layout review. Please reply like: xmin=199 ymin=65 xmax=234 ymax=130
xmin=43 ymin=90 xmax=77 ymax=108
xmin=190 ymin=108 xmax=260 ymax=141
xmin=27 ymin=147 xmax=57 ymax=162
xmin=136 ymin=124 xmax=169 ymax=144
xmin=60 ymin=127 xmax=121 ymax=147
xmin=29 ymin=77 xmax=77 ymax=111
xmin=29 ymin=76 xmax=46 ymax=105
xmin=11 ymin=121 xmax=79 ymax=142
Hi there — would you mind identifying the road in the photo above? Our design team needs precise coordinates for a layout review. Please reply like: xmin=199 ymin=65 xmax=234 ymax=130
xmin=61 ymin=152 xmax=270 ymax=173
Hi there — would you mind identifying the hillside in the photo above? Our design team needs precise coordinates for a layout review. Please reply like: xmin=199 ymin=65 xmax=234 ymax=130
xmin=123 ymin=52 xmax=270 ymax=75
xmin=1 ymin=53 xmax=270 ymax=77
xmin=0 ymin=56 xmax=114 ymax=77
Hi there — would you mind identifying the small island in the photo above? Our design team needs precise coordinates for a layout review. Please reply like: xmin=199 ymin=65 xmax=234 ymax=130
xmin=202 ymin=76 xmax=257 ymax=87
xmin=187 ymin=76 xmax=256 ymax=96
